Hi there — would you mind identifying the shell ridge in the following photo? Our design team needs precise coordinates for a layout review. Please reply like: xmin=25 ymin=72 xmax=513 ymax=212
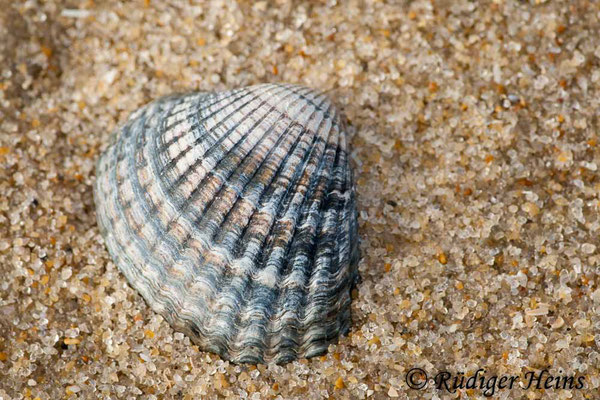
xmin=122 ymin=99 xmax=195 ymax=314
xmin=135 ymin=98 xmax=196 ymax=262
xmin=161 ymin=91 xmax=207 ymax=132
xmin=177 ymin=86 xmax=317 ymax=250
xmin=228 ymin=107 xmax=333 ymax=362
xmin=263 ymin=148 xmax=340 ymax=356
xmin=268 ymin=121 xmax=342 ymax=361
xmin=226 ymin=132 xmax=332 ymax=362
xmin=263 ymin=120 xmax=337 ymax=304
xmin=160 ymin=86 xmax=291 ymax=207
xmin=203 ymin=114 xmax=326 ymax=360
xmin=307 ymin=123 xmax=359 ymax=346
xmin=159 ymin=88 xmax=250 ymax=156
xmin=94 ymin=88 xmax=248 ymax=349
xmin=118 ymin=96 xmax=214 ymax=324
xmin=191 ymin=86 xmax=319 ymax=242
xmin=196 ymin=88 xmax=321 ymax=357
xmin=231 ymin=98 xmax=337 ymax=362
xmin=207 ymin=122 xmax=311 ymax=355
xmin=145 ymin=87 xmax=294 ymax=287
xmin=335 ymin=161 xmax=359 ymax=282
xmin=338 ymin=123 xmax=360 ymax=285
xmin=300 ymin=127 xmax=348 ymax=356
xmin=169 ymin=86 xmax=305 ymax=227
xmin=149 ymin=95 xmax=214 ymax=263
xmin=161 ymin=88 xmax=246 ymax=137
xmin=158 ymin=93 xmax=210 ymax=164
xmin=116 ymin=91 xmax=264 ymax=346
xmin=324 ymin=123 xmax=352 ymax=286
xmin=100 ymin=101 xmax=182 ymax=319
xmin=265 ymin=138 xmax=341 ymax=361
xmin=274 ymin=84 xmax=340 ymax=134
xmin=151 ymin=87 xmax=313 ymax=319
xmin=162 ymin=84 xmax=286 ymax=184
xmin=159 ymin=86 xmax=268 ymax=186
xmin=240 ymin=87 xmax=329 ymax=215
xmin=328 ymin=126 xmax=359 ymax=340
xmin=137 ymin=86 xmax=315 ymax=350
xmin=179 ymin=109 xmax=295 ymax=342
xmin=143 ymin=97 xmax=223 ymax=320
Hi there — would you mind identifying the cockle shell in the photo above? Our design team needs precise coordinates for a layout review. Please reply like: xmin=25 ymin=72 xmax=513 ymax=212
xmin=94 ymin=83 xmax=359 ymax=364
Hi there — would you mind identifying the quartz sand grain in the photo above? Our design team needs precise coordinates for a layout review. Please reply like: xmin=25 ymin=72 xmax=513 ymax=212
xmin=1 ymin=1 xmax=600 ymax=399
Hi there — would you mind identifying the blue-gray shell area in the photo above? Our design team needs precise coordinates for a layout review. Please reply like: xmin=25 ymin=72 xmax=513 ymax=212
xmin=94 ymin=83 xmax=360 ymax=364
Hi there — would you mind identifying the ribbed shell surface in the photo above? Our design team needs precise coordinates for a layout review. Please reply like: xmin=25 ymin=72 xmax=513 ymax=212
xmin=94 ymin=83 xmax=359 ymax=364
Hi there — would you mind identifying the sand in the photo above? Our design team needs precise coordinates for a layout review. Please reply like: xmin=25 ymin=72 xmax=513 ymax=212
xmin=1 ymin=0 xmax=599 ymax=399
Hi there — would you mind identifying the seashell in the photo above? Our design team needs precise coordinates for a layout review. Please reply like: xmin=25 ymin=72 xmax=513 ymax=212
xmin=94 ymin=83 xmax=359 ymax=364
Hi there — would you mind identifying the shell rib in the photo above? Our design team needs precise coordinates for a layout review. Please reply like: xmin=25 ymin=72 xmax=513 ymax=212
xmin=94 ymin=83 xmax=359 ymax=364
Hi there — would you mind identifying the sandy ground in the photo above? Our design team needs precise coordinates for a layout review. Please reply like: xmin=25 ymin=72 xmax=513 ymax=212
xmin=1 ymin=1 xmax=600 ymax=399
